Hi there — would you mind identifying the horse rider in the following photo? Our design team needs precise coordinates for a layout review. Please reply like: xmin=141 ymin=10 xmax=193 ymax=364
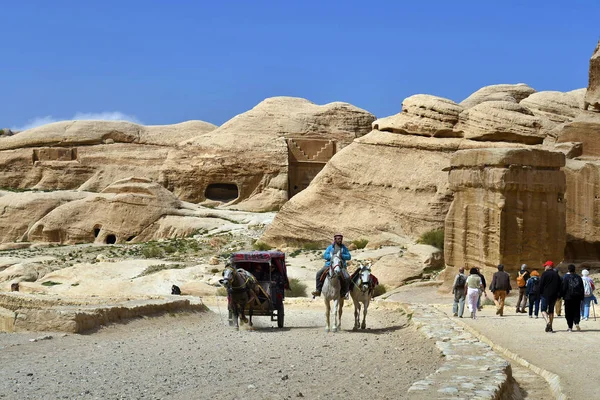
xmin=312 ymin=233 xmax=352 ymax=297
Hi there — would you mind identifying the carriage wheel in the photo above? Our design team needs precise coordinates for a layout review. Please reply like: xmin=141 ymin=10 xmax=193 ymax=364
xmin=277 ymin=303 xmax=284 ymax=328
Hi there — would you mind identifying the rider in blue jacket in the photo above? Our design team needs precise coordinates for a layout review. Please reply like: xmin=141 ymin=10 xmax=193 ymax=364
xmin=312 ymin=233 xmax=352 ymax=297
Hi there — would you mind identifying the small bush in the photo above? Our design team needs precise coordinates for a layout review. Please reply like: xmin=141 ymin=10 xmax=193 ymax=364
xmin=216 ymin=287 xmax=227 ymax=296
xmin=210 ymin=268 xmax=220 ymax=274
xmin=141 ymin=245 xmax=164 ymax=259
xmin=164 ymin=244 xmax=177 ymax=254
xmin=285 ymin=278 xmax=308 ymax=297
xmin=302 ymin=242 xmax=321 ymax=251
xmin=372 ymin=285 xmax=386 ymax=297
xmin=482 ymin=297 xmax=495 ymax=306
xmin=41 ymin=281 xmax=62 ymax=286
xmin=289 ymin=249 xmax=301 ymax=258
xmin=137 ymin=263 xmax=186 ymax=278
xmin=417 ymin=229 xmax=444 ymax=250
xmin=352 ymin=239 xmax=369 ymax=249
xmin=252 ymin=241 xmax=272 ymax=251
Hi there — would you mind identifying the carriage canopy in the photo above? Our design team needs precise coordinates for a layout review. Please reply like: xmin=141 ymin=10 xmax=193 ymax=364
xmin=230 ymin=251 xmax=289 ymax=289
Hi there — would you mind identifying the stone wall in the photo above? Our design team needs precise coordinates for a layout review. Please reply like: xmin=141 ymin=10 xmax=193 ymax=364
xmin=444 ymin=148 xmax=566 ymax=273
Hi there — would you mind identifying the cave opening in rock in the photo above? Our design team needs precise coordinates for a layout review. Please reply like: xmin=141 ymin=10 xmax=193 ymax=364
xmin=106 ymin=234 xmax=116 ymax=244
xmin=205 ymin=183 xmax=239 ymax=202
xmin=94 ymin=227 xmax=101 ymax=238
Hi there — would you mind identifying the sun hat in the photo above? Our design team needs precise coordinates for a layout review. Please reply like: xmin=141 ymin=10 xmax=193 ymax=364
xmin=582 ymin=269 xmax=590 ymax=276
xmin=333 ymin=233 xmax=343 ymax=238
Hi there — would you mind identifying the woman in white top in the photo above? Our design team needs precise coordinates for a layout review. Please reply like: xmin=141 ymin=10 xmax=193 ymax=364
xmin=465 ymin=267 xmax=483 ymax=319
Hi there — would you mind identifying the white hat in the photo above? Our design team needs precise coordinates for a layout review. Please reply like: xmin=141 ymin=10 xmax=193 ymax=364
xmin=582 ymin=269 xmax=590 ymax=276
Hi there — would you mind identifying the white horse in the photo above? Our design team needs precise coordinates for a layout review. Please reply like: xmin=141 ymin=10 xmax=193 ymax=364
xmin=322 ymin=251 xmax=345 ymax=332
xmin=350 ymin=262 xmax=377 ymax=330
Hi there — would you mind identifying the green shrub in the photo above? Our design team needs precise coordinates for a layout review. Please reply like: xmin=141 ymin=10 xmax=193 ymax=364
xmin=41 ymin=281 xmax=62 ymax=286
xmin=210 ymin=268 xmax=220 ymax=274
xmin=352 ymin=239 xmax=369 ymax=249
xmin=164 ymin=244 xmax=177 ymax=254
xmin=417 ymin=229 xmax=444 ymax=250
xmin=285 ymin=278 xmax=307 ymax=297
xmin=216 ymin=287 xmax=227 ymax=296
xmin=372 ymin=285 xmax=387 ymax=297
xmin=141 ymin=245 xmax=164 ymax=259
xmin=302 ymin=242 xmax=321 ymax=251
xmin=252 ymin=241 xmax=272 ymax=251
xmin=482 ymin=297 xmax=495 ymax=306
xmin=136 ymin=263 xmax=186 ymax=278
xmin=289 ymin=249 xmax=301 ymax=258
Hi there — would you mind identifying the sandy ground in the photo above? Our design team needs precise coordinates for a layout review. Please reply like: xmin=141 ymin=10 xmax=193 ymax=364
xmin=0 ymin=301 xmax=441 ymax=400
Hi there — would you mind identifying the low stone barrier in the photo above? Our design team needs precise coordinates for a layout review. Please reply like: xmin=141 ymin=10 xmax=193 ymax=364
xmin=0 ymin=293 xmax=206 ymax=333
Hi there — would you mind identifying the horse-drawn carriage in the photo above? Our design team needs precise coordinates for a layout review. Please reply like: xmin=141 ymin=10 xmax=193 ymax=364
xmin=224 ymin=250 xmax=290 ymax=328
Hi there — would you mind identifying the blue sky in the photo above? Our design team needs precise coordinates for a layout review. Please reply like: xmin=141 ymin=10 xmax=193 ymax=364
xmin=1 ymin=1 xmax=599 ymax=130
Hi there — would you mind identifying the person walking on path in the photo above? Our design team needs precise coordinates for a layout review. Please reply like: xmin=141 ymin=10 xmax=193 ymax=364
xmin=560 ymin=264 xmax=584 ymax=332
xmin=526 ymin=270 xmax=541 ymax=318
xmin=553 ymin=265 xmax=563 ymax=317
xmin=476 ymin=267 xmax=488 ymax=311
xmin=539 ymin=260 xmax=562 ymax=333
xmin=452 ymin=267 xmax=467 ymax=317
xmin=489 ymin=264 xmax=511 ymax=316
xmin=465 ymin=267 xmax=483 ymax=319
xmin=516 ymin=264 xmax=530 ymax=313
xmin=581 ymin=269 xmax=597 ymax=321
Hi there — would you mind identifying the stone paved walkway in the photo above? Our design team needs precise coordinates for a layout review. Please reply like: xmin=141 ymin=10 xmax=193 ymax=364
xmin=400 ymin=302 xmax=513 ymax=399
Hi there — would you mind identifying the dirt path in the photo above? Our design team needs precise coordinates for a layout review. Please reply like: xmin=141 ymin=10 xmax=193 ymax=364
xmin=388 ymin=283 xmax=595 ymax=399
xmin=0 ymin=302 xmax=441 ymax=400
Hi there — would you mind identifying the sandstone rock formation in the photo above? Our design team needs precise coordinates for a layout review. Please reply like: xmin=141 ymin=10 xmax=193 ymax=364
xmin=584 ymin=40 xmax=600 ymax=111
xmin=455 ymin=101 xmax=545 ymax=144
xmin=562 ymin=160 xmax=600 ymax=262
xmin=261 ymin=129 xmax=527 ymax=247
xmin=556 ymin=112 xmax=600 ymax=157
xmin=372 ymin=95 xmax=463 ymax=138
xmin=444 ymin=148 xmax=566 ymax=273
xmin=0 ymin=97 xmax=374 ymax=213
xmin=0 ymin=177 xmax=275 ymax=246
xmin=460 ymin=84 xmax=536 ymax=109
xmin=371 ymin=244 xmax=444 ymax=288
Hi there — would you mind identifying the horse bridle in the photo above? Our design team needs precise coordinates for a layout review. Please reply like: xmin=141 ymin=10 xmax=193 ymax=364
xmin=223 ymin=267 xmax=251 ymax=291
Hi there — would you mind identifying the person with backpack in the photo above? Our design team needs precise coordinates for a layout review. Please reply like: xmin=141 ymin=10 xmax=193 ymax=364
xmin=581 ymin=269 xmax=597 ymax=321
xmin=559 ymin=264 xmax=584 ymax=332
xmin=516 ymin=264 xmax=530 ymax=313
xmin=525 ymin=270 xmax=541 ymax=318
xmin=452 ymin=267 xmax=467 ymax=317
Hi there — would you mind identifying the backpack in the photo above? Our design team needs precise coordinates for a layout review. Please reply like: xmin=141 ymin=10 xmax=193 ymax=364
xmin=454 ymin=273 xmax=467 ymax=289
xmin=530 ymin=277 xmax=540 ymax=295
xmin=584 ymin=278 xmax=593 ymax=297
xmin=516 ymin=271 xmax=526 ymax=287
xmin=567 ymin=275 xmax=584 ymax=297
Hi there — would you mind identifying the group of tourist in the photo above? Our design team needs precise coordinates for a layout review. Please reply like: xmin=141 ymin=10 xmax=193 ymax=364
xmin=452 ymin=261 xmax=597 ymax=332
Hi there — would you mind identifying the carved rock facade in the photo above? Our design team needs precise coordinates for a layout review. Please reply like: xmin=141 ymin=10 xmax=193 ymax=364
xmin=444 ymin=148 xmax=566 ymax=273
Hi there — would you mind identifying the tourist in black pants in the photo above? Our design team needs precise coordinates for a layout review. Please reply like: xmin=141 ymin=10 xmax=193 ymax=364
xmin=560 ymin=264 xmax=585 ymax=332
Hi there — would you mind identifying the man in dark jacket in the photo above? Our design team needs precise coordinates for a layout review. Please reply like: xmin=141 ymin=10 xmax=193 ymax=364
xmin=489 ymin=264 xmax=511 ymax=316
xmin=539 ymin=260 xmax=562 ymax=333
xmin=560 ymin=264 xmax=585 ymax=332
